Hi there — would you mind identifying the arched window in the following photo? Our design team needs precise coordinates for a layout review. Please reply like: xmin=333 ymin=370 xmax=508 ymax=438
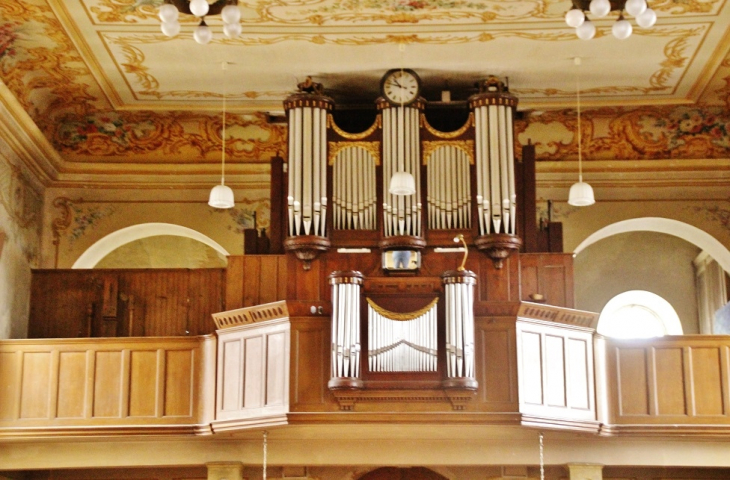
xmin=597 ymin=290 xmax=683 ymax=338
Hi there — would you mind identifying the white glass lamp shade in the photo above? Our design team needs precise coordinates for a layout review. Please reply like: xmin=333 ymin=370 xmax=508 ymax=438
xmin=389 ymin=171 xmax=416 ymax=196
xmin=568 ymin=181 xmax=595 ymax=206
xmin=636 ymin=7 xmax=657 ymax=27
xmin=193 ymin=22 xmax=213 ymax=44
xmin=625 ymin=0 xmax=647 ymax=17
xmin=612 ymin=17 xmax=633 ymax=39
xmin=159 ymin=3 xmax=179 ymax=23
xmin=223 ymin=22 xmax=242 ymax=39
xmin=189 ymin=0 xmax=210 ymax=17
xmin=576 ymin=19 xmax=596 ymax=40
xmin=161 ymin=20 xmax=181 ymax=37
xmin=209 ymin=184 xmax=235 ymax=209
xmin=589 ymin=0 xmax=611 ymax=17
xmin=565 ymin=8 xmax=585 ymax=28
xmin=221 ymin=4 xmax=241 ymax=24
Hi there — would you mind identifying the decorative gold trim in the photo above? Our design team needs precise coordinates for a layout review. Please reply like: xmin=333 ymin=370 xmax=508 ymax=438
xmin=366 ymin=297 xmax=438 ymax=321
xmin=328 ymin=142 xmax=381 ymax=166
xmin=422 ymin=112 xmax=473 ymax=139
xmin=422 ymin=140 xmax=475 ymax=165
xmin=328 ymin=114 xmax=381 ymax=140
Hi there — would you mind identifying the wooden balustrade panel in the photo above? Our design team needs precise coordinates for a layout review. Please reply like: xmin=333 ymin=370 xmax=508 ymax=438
xmin=515 ymin=319 xmax=596 ymax=428
xmin=30 ymin=269 xmax=224 ymax=338
xmin=290 ymin=317 xmax=335 ymax=411
xmin=474 ymin=317 xmax=518 ymax=411
xmin=213 ymin=318 xmax=290 ymax=429
xmin=0 ymin=337 xmax=214 ymax=435
xmin=225 ymin=256 xmax=288 ymax=310
xmin=604 ymin=336 xmax=730 ymax=432
xmin=519 ymin=253 xmax=574 ymax=308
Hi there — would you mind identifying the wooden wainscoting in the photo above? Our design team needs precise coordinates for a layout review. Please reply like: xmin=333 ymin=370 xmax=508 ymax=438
xmin=597 ymin=335 xmax=730 ymax=435
xmin=0 ymin=336 xmax=216 ymax=437
xmin=30 ymin=269 xmax=225 ymax=338
xmin=225 ymin=256 xmax=288 ymax=310
xmin=515 ymin=304 xmax=599 ymax=432
xmin=519 ymin=253 xmax=574 ymax=308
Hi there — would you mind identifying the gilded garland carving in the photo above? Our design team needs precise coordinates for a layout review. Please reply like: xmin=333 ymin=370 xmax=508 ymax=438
xmin=421 ymin=113 xmax=473 ymax=139
xmin=422 ymin=140 xmax=475 ymax=165
xmin=366 ymin=297 xmax=439 ymax=321
xmin=328 ymin=142 xmax=381 ymax=166
xmin=328 ymin=114 xmax=380 ymax=140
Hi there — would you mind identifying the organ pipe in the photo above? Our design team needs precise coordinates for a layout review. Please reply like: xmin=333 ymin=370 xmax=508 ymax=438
xmin=468 ymin=77 xmax=518 ymax=237
xmin=284 ymin=92 xmax=334 ymax=238
xmin=442 ymin=270 xmax=478 ymax=389
xmin=328 ymin=271 xmax=364 ymax=389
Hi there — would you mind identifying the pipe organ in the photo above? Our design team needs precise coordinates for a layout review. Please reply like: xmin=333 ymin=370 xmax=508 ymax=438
xmin=426 ymin=145 xmax=472 ymax=230
xmin=380 ymin=102 xmax=423 ymax=238
xmin=332 ymin=146 xmax=377 ymax=230
xmin=442 ymin=270 xmax=477 ymax=388
xmin=367 ymin=298 xmax=438 ymax=372
xmin=328 ymin=271 xmax=364 ymax=389
xmin=469 ymin=78 xmax=518 ymax=237
xmin=284 ymin=93 xmax=334 ymax=238
xmin=282 ymin=73 xmax=525 ymax=269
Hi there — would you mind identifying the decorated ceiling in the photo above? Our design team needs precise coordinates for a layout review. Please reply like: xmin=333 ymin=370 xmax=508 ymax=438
xmin=0 ymin=0 xmax=729 ymax=187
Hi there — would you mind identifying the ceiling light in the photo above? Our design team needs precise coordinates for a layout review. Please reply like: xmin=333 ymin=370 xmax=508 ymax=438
xmin=209 ymin=62 xmax=235 ymax=209
xmin=565 ymin=0 xmax=657 ymax=40
xmin=159 ymin=1 xmax=240 ymax=43
xmin=389 ymin=171 xmax=416 ymax=196
xmin=568 ymin=57 xmax=595 ymax=207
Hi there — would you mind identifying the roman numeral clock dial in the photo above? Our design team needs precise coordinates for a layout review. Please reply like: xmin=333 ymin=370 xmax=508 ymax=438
xmin=381 ymin=69 xmax=421 ymax=106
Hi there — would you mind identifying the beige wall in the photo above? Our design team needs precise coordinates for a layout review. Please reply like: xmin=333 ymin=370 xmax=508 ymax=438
xmin=574 ymin=231 xmax=701 ymax=333
xmin=0 ymin=136 xmax=43 ymax=339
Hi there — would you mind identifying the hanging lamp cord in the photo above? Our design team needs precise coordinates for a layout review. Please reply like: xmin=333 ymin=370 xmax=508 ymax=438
xmin=263 ymin=430 xmax=268 ymax=480
xmin=540 ymin=432 xmax=545 ymax=480
xmin=221 ymin=61 xmax=228 ymax=186
xmin=576 ymin=61 xmax=583 ymax=183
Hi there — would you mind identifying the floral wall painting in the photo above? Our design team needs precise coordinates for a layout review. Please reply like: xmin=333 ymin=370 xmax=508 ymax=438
xmin=50 ymin=197 xmax=116 ymax=268
xmin=687 ymin=204 xmax=730 ymax=233
xmin=209 ymin=198 xmax=271 ymax=235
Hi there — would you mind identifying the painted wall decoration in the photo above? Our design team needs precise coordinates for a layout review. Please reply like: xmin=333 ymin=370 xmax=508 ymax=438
xmin=517 ymin=106 xmax=730 ymax=161
xmin=208 ymin=198 xmax=271 ymax=235
xmin=53 ymin=111 xmax=287 ymax=163
xmin=686 ymin=204 xmax=730 ymax=233
xmin=0 ymin=157 xmax=42 ymax=263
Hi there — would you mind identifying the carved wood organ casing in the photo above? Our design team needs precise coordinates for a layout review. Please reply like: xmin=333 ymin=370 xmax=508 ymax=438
xmin=282 ymin=74 xmax=526 ymax=395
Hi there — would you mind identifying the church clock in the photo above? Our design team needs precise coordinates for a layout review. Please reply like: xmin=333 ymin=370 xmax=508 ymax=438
xmin=380 ymin=68 xmax=421 ymax=106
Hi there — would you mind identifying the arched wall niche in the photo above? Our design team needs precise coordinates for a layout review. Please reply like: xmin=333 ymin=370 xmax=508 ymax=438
xmin=357 ymin=467 xmax=450 ymax=480
xmin=72 ymin=223 xmax=230 ymax=269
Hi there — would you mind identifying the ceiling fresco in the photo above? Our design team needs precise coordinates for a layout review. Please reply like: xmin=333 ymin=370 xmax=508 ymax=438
xmin=0 ymin=0 xmax=728 ymax=185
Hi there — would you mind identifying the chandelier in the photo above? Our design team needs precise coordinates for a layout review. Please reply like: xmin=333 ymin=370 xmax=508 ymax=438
xmin=565 ymin=0 xmax=657 ymax=40
xmin=158 ymin=0 xmax=241 ymax=44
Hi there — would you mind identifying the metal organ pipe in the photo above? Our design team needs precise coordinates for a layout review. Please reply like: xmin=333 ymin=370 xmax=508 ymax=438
xmin=328 ymin=271 xmax=364 ymax=388
xmin=332 ymin=147 xmax=377 ymax=230
xmin=469 ymin=78 xmax=518 ymax=237
xmin=381 ymin=101 xmax=422 ymax=237
xmin=442 ymin=270 xmax=477 ymax=387
xmin=426 ymin=146 xmax=471 ymax=230
xmin=284 ymin=94 xmax=334 ymax=238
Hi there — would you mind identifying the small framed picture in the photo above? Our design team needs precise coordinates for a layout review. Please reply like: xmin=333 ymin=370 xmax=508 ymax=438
xmin=382 ymin=250 xmax=420 ymax=271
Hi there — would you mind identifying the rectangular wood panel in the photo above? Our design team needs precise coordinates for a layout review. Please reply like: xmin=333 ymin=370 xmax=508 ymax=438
xmin=266 ymin=331 xmax=287 ymax=407
xmin=476 ymin=322 xmax=517 ymax=406
xmin=292 ymin=323 xmax=329 ymax=407
xmin=545 ymin=335 xmax=566 ymax=407
xmin=93 ymin=351 xmax=123 ymax=418
xmin=220 ymin=339 xmax=242 ymax=412
xmin=617 ymin=348 xmax=649 ymax=416
xmin=567 ymin=338 xmax=590 ymax=410
xmin=20 ymin=352 xmax=50 ymax=419
xmin=691 ymin=347 xmax=724 ymax=416
xmin=654 ymin=347 xmax=686 ymax=416
xmin=244 ymin=336 xmax=264 ymax=409
xmin=129 ymin=350 xmax=158 ymax=417
xmin=165 ymin=349 xmax=194 ymax=417
xmin=57 ymin=351 xmax=87 ymax=418
xmin=520 ymin=331 xmax=543 ymax=405
xmin=0 ymin=352 xmax=19 ymax=420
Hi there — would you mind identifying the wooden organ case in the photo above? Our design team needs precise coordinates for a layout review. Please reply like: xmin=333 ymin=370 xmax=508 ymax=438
xmin=270 ymin=74 xmax=569 ymax=410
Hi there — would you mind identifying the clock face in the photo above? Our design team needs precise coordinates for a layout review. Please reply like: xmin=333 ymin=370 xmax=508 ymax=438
xmin=381 ymin=69 xmax=421 ymax=105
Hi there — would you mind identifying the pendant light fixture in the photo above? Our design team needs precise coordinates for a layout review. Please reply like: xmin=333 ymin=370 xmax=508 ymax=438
xmin=568 ymin=57 xmax=595 ymax=207
xmin=208 ymin=61 xmax=235 ymax=209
